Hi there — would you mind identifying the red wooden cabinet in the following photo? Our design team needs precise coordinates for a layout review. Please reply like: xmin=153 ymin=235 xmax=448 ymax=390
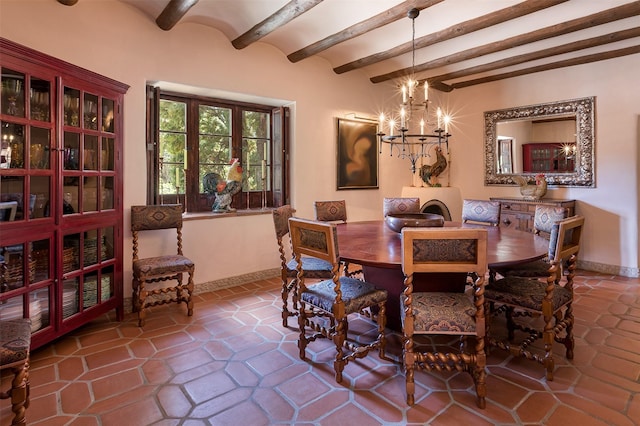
xmin=522 ymin=143 xmax=575 ymax=173
xmin=0 ymin=38 xmax=129 ymax=350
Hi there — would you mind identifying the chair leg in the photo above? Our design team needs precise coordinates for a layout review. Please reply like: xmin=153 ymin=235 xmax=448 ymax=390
xmin=404 ymin=342 xmax=416 ymax=405
xmin=4 ymin=362 xmax=30 ymax=426
xmin=472 ymin=337 xmax=487 ymax=409
xmin=377 ymin=301 xmax=387 ymax=360
xmin=281 ymin=277 xmax=297 ymax=327
xmin=185 ymin=271 xmax=195 ymax=316
xmin=542 ymin=310 xmax=555 ymax=381
xmin=131 ymin=277 xmax=141 ymax=312
xmin=297 ymin=302 xmax=308 ymax=361
xmin=333 ymin=319 xmax=347 ymax=383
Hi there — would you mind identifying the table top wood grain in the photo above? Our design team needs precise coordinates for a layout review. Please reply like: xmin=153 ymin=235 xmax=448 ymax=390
xmin=336 ymin=221 xmax=549 ymax=269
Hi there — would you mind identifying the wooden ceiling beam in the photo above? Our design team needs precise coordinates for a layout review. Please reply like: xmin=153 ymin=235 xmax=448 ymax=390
xmin=371 ymin=1 xmax=640 ymax=83
xmin=232 ymin=0 xmax=323 ymax=50
xmin=426 ymin=26 xmax=640 ymax=87
xmin=449 ymin=44 xmax=640 ymax=90
xmin=156 ymin=0 xmax=199 ymax=31
xmin=334 ymin=0 xmax=567 ymax=75
xmin=287 ymin=0 xmax=443 ymax=63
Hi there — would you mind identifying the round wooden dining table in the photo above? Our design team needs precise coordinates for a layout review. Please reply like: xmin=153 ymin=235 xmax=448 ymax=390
xmin=336 ymin=220 xmax=549 ymax=330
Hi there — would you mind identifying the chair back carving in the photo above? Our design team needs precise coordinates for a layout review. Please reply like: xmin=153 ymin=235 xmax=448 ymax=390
xmin=131 ymin=204 xmax=184 ymax=261
xmin=314 ymin=200 xmax=347 ymax=223
xmin=533 ymin=205 xmax=567 ymax=236
xmin=383 ymin=197 xmax=420 ymax=217
xmin=549 ymin=215 xmax=584 ymax=263
xmin=401 ymin=227 xmax=488 ymax=285
xmin=462 ymin=199 xmax=500 ymax=226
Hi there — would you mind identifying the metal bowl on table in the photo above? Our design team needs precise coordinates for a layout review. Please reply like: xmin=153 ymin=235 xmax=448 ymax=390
xmin=384 ymin=213 xmax=445 ymax=233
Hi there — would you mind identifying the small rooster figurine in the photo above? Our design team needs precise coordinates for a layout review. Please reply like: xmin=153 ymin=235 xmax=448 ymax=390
xmin=203 ymin=158 xmax=243 ymax=212
xmin=513 ymin=173 xmax=547 ymax=200
xmin=419 ymin=146 xmax=448 ymax=187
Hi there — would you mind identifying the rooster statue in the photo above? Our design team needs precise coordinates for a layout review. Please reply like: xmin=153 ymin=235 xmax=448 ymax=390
xmin=513 ymin=173 xmax=547 ymax=200
xmin=419 ymin=146 xmax=448 ymax=187
xmin=203 ymin=158 xmax=243 ymax=212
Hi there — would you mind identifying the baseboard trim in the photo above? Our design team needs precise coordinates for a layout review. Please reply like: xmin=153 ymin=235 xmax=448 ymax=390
xmin=578 ymin=260 xmax=640 ymax=278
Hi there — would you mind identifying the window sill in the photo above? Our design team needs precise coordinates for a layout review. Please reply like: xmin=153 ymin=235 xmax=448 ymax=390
xmin=183 ymin=208 xmax=273 ymax=222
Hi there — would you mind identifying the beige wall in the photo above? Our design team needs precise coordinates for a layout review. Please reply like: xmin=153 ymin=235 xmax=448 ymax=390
xmin=1 ymin=0 xmax=638 ymax=298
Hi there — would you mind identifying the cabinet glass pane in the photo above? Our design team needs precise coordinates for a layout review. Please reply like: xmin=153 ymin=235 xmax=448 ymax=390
xmin=63 ymin=88 xmax=80 ymax=127
xmin=62 ymin=277 xmax=79 ymax=318
xmin=1 ymin=294 xmax=42 ymax=333
xmin=63 ymin=132 xmax=80 ymax=170
xmin=1 ymin=176 xmax=26 ymax=221
xmin=83 ymin=176 xmax=98 ymax=212
xmin=102 ymin=227 xmax=114 ymax=261
xmin=32 ymin=238 xmax=50 ymax=282
xmin=31 ymin=287 xmax=50 ymax=331
xmin=31 ymin=176 xmax=50 ymax=219
xmin=30 ymin=126 xmax=50 ymax=169
xmin=83 ymin=271 xmax=99 ymax=308
xmin=84 ymin=229 xmax=99 ymax=267
xmin=30 ymin=77 xmax=50 ymax=122
xmin=101 ymin=177 xmax=114 ymax=210
xmin=84 ymin=93 xmax=98 ymax=130
xmin=102 ymin=98 xmax=114 ymax=133
xmin=1 ymin=68 xmax=25 ymax=117
xmin=101 ymin=266 xmax=114 ymax=301
xmin=63 ymin=233 xmax=80 ymax=273
xmin=63 ymin=177 xmax=79 ymax=215
xmin=84 ymin=135 xmax=98 ymax=170
xmin=2 ymin=243 xmax=31 ymax=290
xmin=1 ymin=122 xmax=25 ymax=168
xmin=101 ymin=137 xmax=114 ymax=170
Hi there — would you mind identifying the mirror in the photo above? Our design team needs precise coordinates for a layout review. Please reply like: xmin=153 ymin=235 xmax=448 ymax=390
xmin=484 ymin=97 xmax=595 ymax=187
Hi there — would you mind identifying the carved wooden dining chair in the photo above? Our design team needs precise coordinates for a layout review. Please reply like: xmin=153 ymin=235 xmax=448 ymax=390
xmin=272 ymin=205 xmax=332 ymax=327
xmin=288 ymin=217 xmax=388 ymax=383
xmin=131 ymin=204 xmax=195 ymax=327
xmin=491 ymin=205 xmax=568 ymax=282
xmin=314 ymin=200 xmax=347 ymax=223
xmin=383 ymin=197 xmax=421 ymax=217
xmin=0 ymin=318 xmax=32 ymax=425
xmin=462 ymin=199 xmax=501 ymax=226
xmin=400 ymin=227 xmax=489 ymax=408
xmin=314 ymin=200 xmax=361 ymax=277
xmin=485 ymin=215 xmax=584 ymax=381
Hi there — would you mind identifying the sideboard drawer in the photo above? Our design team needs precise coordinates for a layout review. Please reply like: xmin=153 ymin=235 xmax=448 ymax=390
xmin=490 ymin=198 xmax=576 ymax=234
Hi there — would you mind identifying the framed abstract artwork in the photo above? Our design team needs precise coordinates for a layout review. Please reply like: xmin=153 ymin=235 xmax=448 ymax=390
xmin=336 ymin=118 xmax=378 ymax=190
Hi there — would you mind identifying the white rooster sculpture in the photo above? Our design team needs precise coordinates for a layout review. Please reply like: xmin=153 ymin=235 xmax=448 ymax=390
xmin=513 ymin=173 xmax=547 ymax=200
xmin=203 ymin=158 xmax=243 ymax=212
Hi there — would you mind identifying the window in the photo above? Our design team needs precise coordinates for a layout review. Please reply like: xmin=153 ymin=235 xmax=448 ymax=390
xmin=146 ymin=86 xmax=289 ymax=212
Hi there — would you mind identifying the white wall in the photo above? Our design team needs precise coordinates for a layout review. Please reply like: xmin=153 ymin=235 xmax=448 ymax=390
xmin=1 ymin=0 xmax=638 ymax=292
xmin=446 ymin=56 xmax=640 ymax=276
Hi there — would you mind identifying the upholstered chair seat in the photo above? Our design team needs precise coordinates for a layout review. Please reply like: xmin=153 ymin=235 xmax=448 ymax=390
xmin=131 ymin=204 xmax=195 ymax=327
xmin=485 ymin=215 xmax=584 ymax=381
xmin=1 ymin=318 xmax=32 ymax=425
xmin=273 ymin=205 xmax=333 ymax=327
xmin=400 ymin=227 xmax=488 ymax=408
xmin=289 ymin=217 xmax=388 ymax=384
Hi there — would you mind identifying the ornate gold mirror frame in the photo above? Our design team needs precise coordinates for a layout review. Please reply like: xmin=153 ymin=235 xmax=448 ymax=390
xmin=484 ymin=97 xmax=595 ymax=187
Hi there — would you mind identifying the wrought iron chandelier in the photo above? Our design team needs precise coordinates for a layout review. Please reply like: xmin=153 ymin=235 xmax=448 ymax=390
xmin=377 ymin=8 xmax=451 ymax=174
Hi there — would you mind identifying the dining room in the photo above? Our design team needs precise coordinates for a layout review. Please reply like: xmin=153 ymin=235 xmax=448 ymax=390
xmin=1 ymin=0 xmax=640 ymax=424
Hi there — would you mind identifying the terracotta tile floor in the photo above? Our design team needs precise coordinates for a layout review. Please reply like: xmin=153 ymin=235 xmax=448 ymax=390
xmin=2 ymin=270 xmax=640 ymax=425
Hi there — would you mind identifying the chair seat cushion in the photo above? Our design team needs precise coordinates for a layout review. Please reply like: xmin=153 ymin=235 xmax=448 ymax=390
xmin=400 ymin=292 xmax=477 ymax=335
xmin=485 ymin=276 xmax=572 ymax=311
xmin=494 ymin=258 xmax=551 ymax=278
xmin=133 ymin=255 xmax=194 ymax=277
xmin=286 ymin=256 xmax=333 ymax=278
xmin=0 ymin=319 xmax=31 ymax=366
xmin=301 ymin=277 xmax=387 ymax=314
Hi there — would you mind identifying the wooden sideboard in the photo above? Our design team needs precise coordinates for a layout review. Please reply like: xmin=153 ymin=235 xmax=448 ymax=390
xmin=490 ymin=197 xmax=575 ymax=233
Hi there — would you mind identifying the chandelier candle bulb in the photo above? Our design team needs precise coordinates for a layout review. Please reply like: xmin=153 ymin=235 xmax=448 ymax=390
xmin=420 ymin=119 xmax=425 ymax=135
xmin=444 ymin=115 xmax=450 ymax=134
xmin=402 ymin=86 xmax=407 ymax=103
xmin=401 ymin=108 xmax=406 ymax=128
xmin=437 ymin=107 xmax=442 ymax=129
xmin=379 ymin=113 xmax=385 ymax=131
xmin=424 ymin=82 xmax=428 ymax=101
